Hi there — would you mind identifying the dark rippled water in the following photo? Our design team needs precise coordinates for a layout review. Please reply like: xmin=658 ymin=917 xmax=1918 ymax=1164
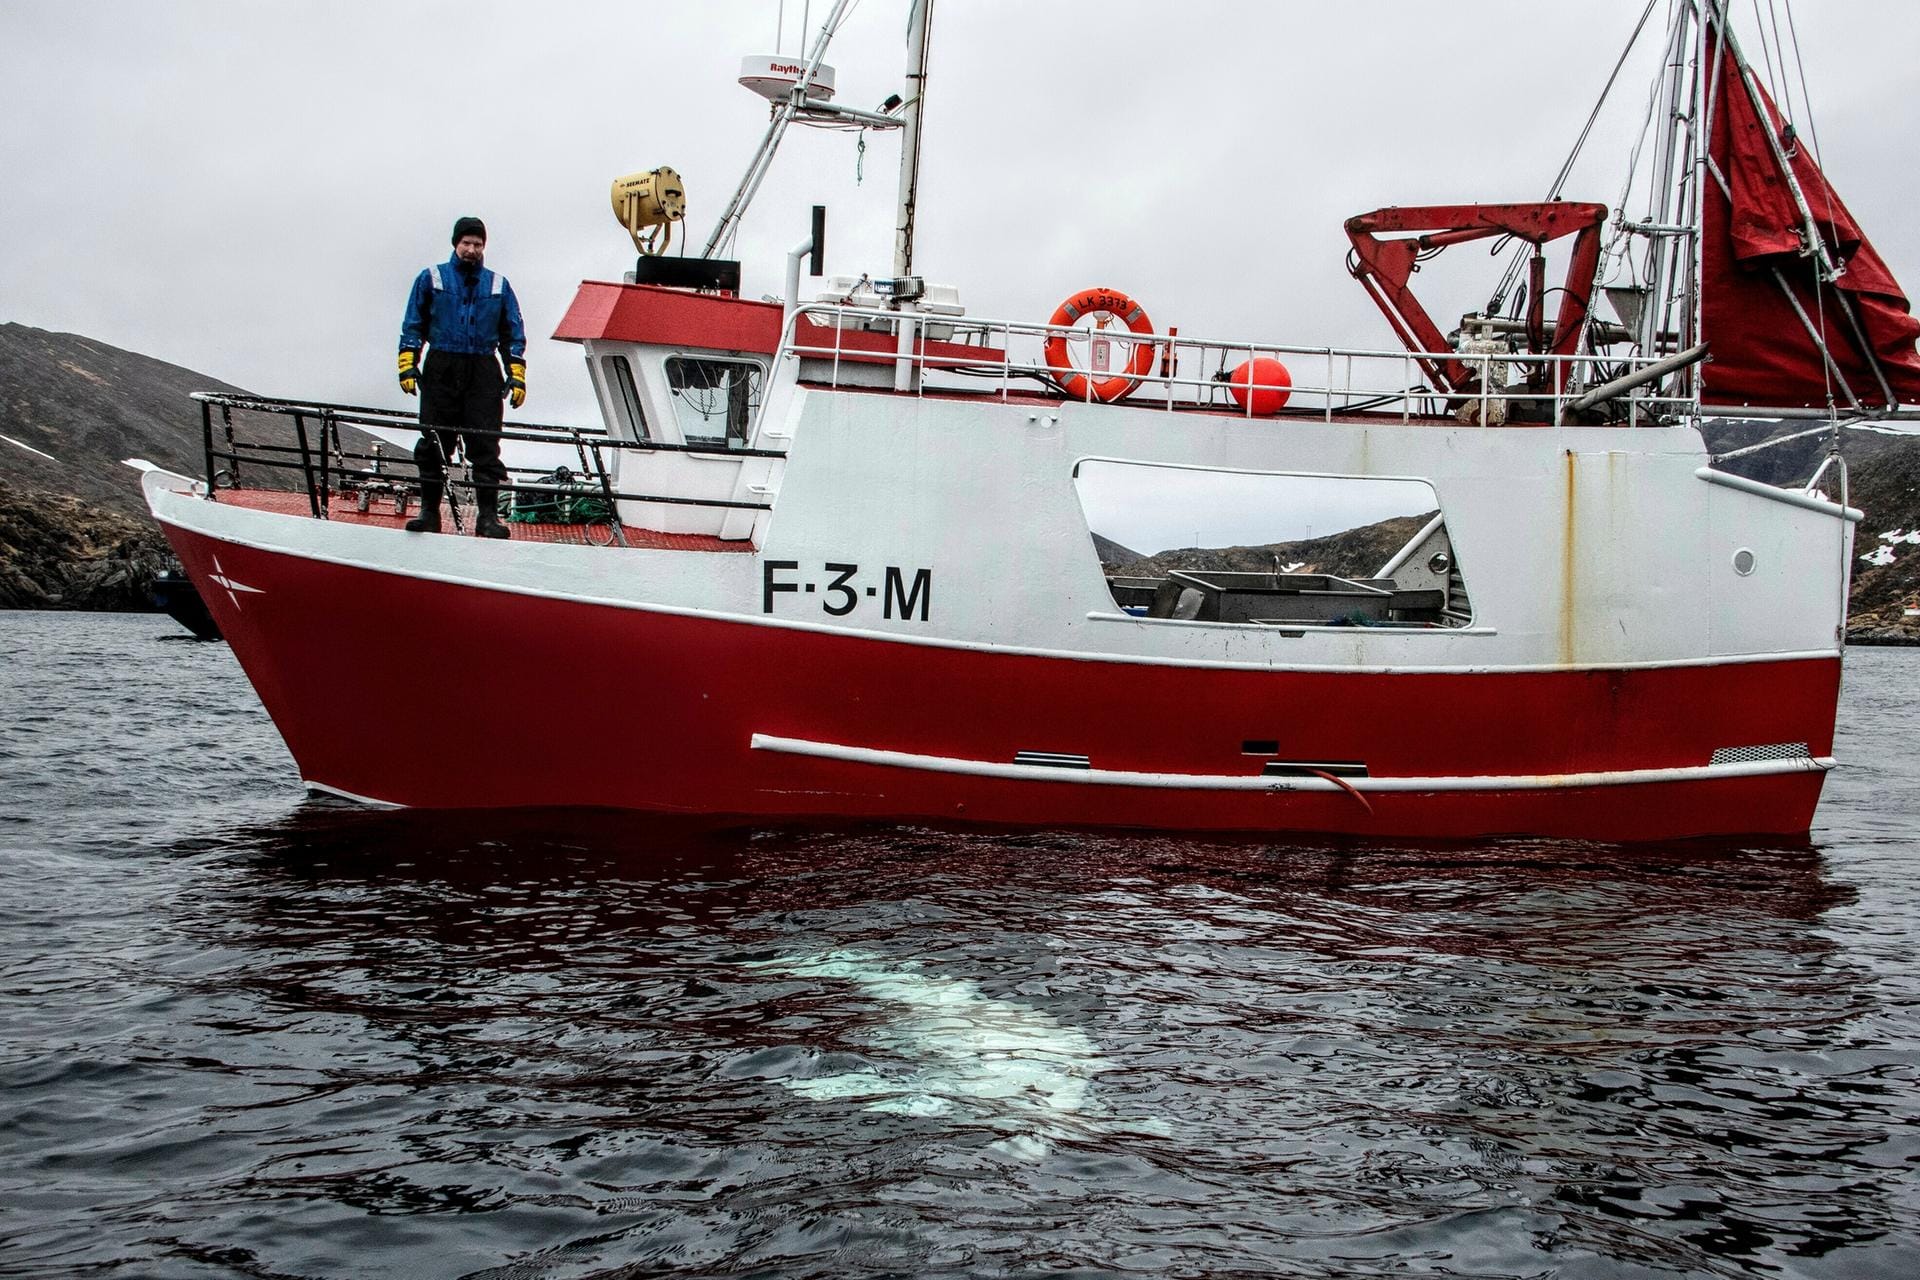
xmin=2 ymin=612 xmax=1917 ymax=1279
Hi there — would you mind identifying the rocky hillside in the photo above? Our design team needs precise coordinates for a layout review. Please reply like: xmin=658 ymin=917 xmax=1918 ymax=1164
xmin=1099 ymin=513 xmax=1437 ymax=582
xmin=0 ymin=476 xmax=172 ymax=611
xmin=1 ymin=322 xmax=386 ymax=519
xmin=0 ymin=323 xmax=385 ymax=611
xmin=0 ymin=322 xmax=255 ymax=518
xmin=1703 ymin=419 xmax=1920 ymax=641
xmin=1834 ymin=445 xmax=1920 ymax=641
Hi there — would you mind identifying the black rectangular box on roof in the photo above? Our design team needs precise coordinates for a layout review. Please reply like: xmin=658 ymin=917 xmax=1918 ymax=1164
xmin=632 ymin=256 xmax=742 ymax=293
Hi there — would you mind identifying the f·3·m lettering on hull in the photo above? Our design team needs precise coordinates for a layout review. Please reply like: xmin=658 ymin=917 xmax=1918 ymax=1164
xmin=762 ymin=561 xmax=932 ymax=621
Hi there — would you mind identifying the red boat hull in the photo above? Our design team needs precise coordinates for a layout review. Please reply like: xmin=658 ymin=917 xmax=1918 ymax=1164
xmin=169 ymin=525 xmax=1837 ymax=841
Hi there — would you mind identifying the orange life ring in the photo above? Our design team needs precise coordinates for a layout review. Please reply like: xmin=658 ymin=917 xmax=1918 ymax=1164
xmin=1043 ymin=287 xmax=1156 ymax=403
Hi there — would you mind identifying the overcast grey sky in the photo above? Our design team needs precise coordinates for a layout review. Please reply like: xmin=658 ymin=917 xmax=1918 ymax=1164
xmin=5 ymin=1 xmax=1918 ymax=431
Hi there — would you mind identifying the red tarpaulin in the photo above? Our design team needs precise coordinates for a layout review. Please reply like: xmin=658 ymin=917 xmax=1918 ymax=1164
xmin=1700 ymin=43 xmax=1920 ymax=408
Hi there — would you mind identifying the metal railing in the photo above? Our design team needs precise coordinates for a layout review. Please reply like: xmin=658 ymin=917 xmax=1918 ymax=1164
xmin=775 ymin=302 xmax=1695 ymax=429
xmin=191 ymin=392 xmax=784 ymax=545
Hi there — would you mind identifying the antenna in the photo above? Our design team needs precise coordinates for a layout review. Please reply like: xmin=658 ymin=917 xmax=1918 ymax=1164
xmin=703 ymin=0 xmax=918 ymax=260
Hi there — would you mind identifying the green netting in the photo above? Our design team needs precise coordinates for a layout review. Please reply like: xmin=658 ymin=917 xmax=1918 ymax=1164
xmin=509 ymin=468 xmax=612 ymax=525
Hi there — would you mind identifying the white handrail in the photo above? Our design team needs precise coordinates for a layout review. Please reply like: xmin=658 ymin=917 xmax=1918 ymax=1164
xmin=765 ymin=301 xmax=1691 ymax=431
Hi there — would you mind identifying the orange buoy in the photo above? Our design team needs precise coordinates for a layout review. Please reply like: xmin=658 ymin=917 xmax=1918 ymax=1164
xmin=1226 ymin=356 xmax=1293 ymax=414
xmin=1043 ymin=288 xmax=1157 ymax=403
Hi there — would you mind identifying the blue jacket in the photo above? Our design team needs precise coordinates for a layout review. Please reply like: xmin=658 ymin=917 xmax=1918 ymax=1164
xmin=399 ymin=256 xmax=527 ymax=364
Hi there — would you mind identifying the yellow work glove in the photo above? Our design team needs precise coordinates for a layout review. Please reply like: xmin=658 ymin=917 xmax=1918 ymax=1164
xmin=506 ymin=359 xmax=526 ymax=409
xmin=397 ymin=349 xmax=421 ymax=396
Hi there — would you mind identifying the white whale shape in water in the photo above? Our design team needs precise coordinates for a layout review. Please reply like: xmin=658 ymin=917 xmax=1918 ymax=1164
xmin=751 ymin=948 xmax=1161 ymax=1157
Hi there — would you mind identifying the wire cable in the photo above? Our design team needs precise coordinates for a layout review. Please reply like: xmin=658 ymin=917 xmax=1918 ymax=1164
xmin=1780 ymin=0 xmax=1841 ymax=255
xmin=1488 ymin=0 xmax=1662 ymax=313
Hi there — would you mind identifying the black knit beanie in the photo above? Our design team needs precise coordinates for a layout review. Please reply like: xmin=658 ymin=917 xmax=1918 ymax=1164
xmin=451 ymin=216 xmax=487 ymax=245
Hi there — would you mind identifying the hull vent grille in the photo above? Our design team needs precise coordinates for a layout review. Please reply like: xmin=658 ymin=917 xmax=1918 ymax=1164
xmin=1709 ymin=742 xmax=1812 ymax=765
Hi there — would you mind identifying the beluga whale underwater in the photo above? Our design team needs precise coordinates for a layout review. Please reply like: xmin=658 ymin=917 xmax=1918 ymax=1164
xmin=749 ymin=948 xmax=1168 ymax=1160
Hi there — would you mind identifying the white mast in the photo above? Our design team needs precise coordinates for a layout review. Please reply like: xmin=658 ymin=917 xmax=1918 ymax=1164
xmin=1639 ymin=3 xmax=1695 ymax=358
xmin=892 ymin=0 xmax=933 ymax=278
xmin=1686 ymin=1 xmax=1713 ymax=400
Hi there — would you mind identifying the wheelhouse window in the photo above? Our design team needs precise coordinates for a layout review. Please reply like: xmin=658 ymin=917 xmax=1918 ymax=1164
xmin=603 ymin=355 xmax=651 ymax=442
xmin=665 ymin=356 xmax=762 ymax=447
xmin=1073 ymin=460 xmax=1472 ymax=628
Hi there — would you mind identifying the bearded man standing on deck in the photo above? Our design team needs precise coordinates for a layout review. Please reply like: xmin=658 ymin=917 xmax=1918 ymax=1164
xmin=397 ymin=216 xmax=527 ymax=538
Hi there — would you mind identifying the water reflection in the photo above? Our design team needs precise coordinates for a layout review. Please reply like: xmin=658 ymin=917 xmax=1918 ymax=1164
xmin=74 ymin=810 xmax=1897 ymax=1277
xmin=13 ymin=618 xmax=1913 ymax=1276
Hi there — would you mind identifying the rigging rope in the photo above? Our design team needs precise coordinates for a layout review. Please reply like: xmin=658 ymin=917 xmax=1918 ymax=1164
xmin=1778 ymin=0 xmax=1844 ymax=262
xmin=1781 ymin=0 xmax=1820 ymax=164
xmin=1548 ymin=0 xmax=1663 ymax=205
xmin=1749 ymin=0 xmax=1842 ymax=421
xmin=1710 ymin=421 xmax=1837 ymax=462
xmin=1750 ymin=0 xmax=1786 ymax=123
xmin=1487 ymin=0 xmax=1662 ymax=315
xmin=1594 ymin=6 xmax=1675 ymax=296
xmin=1764 ymin=0 xmax=1797 ymax=125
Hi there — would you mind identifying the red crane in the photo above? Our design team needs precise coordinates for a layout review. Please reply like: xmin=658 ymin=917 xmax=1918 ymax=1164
xmin=1345 ymin=202 xmax=1609 ymax=397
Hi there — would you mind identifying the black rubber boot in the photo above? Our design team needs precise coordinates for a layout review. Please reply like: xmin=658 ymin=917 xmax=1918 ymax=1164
xmin=406 ymin=481 xmax=443 ymax=533
xmin=474 ymin=488 xmax=510 ymax=539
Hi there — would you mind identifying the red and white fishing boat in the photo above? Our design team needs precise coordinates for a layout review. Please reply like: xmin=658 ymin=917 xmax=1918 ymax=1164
xmin=138 ymin=2 xmax=1920 ymax=839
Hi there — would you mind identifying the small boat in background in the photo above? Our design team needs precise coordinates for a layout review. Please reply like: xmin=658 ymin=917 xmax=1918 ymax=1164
xmin=149 ymin=564 xmax=220 ymax=641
